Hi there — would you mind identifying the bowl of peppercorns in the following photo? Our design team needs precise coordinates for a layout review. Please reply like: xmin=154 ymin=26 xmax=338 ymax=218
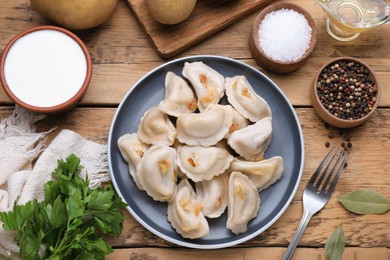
xmin=311 ymin=57 xmax=380 ymax=128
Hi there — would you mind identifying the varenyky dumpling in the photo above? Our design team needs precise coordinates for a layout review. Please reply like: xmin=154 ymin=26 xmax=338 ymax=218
xmin=225 ymin=75 xmax=272 ymax=122
xmin=177 ymin=144 xmax=233 ymax=182
xmin=195 ymin=173 xmax=229 ymax=218
xmin=118 ymin=133 xmax=150 ymax=190
xmin=137 ymin=106 xmax=177 ymax=146
xmin=225 ymin=105 xmax=249 ymax=138
xmin=227 ymin=171 xmax=260 ymax=235
xmin=159 ymin=71 xmax=197 ymax=117
xmin=228 ymin=117 xmax=272 ymax=161
xmin=136 ymin=144 xmax=177 ymax=202
xmin=167 ymin=179 xmax=209 ymax=239
xmin=182 ymin=61 xmax=225 ymax=111
xmin=176 ymin=104 xmax=233 ymax=147
xmin=227 ymin=156 xmax=284 ymax=191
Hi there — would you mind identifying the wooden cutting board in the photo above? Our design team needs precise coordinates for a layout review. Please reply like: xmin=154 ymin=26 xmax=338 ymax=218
xmin=127 ymin=0 xmax=275 ymax=59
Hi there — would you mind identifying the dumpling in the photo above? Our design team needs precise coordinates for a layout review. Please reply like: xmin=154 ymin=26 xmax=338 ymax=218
xmin=228 ymin=117 xmax=272 ymax=161
xmin=227 ymin=156 xmax=284 ymax=191
xmin=225 ymin=75 xmax=272 ymax=122
xmin=136 ymin=144 xmax=177 ymax=202
xmin=167 ymin=179 xmax=209 ymax=239
xmin=227 ymin=171 xmax=260 ymax=235
xmin=176 ymin=104 xmax=233 ymax=147
xmin=177 ymin=145 xmax=233 ymax=182
xmin=159 ymin=71 xmax=197 ymax=117
xmin=182 ymin=61 xmax=225 ymax=111
xmin=117 ymin=133 xmax=150 ymax=190
xmin=137 ymin=106 xmax=177 ymax=146
xmin=215 ymin=139 xmax=235 ymax=155
xmin=195 ymin=174 xmax=229 ymax=218
xmin=225 ymin=105 xmax=249 ymax=138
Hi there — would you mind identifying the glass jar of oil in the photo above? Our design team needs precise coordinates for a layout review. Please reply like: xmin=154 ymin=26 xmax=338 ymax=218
xmin=317 ymin=0 xmax=390 ymax=41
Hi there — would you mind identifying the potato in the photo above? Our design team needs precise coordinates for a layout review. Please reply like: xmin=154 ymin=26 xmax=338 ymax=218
xmin=30 ymin=0 xmax=118 ymax=30
xmin=145 ymin=0 xmax=197 ymax=25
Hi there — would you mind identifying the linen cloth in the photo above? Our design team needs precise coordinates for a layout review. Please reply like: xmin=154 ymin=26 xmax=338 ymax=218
xmin=0 ymin=106 xmax=110 ymax=258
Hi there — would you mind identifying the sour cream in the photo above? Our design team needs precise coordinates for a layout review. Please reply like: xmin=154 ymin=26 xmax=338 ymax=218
xmin=3 ymin=29 xmax=88 ymax=108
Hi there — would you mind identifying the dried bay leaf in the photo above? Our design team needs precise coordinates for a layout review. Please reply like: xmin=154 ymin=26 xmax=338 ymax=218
xmin=324 ymin=226 xmax=345 ymax=260
xmin=338 ymin=189 xmax=390 ymax=214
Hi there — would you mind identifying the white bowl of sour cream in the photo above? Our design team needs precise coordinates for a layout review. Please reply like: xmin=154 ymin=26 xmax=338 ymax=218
xmin=0 ymin=26 xmax=92 ymax=114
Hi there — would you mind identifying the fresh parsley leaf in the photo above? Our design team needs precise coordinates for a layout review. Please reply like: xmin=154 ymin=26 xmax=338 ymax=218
xmin=86 ymin=189 xmax=114 ymax=211
xmin=19 ymin=229 xmax=41 ymax=260
xmin=66 ymin=190 xmax=84 ymax=223
xmin=0 ymin=201 xmax=34 ymax=231
xmin=0 ymin=154 xmax=126 ymax=259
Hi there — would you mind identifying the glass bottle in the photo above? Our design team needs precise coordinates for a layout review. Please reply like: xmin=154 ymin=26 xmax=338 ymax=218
xmin=316 ymin=0 xmax=390 ymax=41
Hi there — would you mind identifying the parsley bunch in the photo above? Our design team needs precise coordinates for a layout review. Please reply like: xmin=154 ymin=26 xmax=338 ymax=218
xmin=0 ymin=154 xmax=127 ymax=259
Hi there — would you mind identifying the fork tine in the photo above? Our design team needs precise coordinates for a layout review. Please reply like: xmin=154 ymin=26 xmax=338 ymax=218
xmin=326 ymin=152 xmax=348 ymax=195
xmin=308 ymin=147 xmax=336 ymax=186
xmin=320 ymin=151 xmax=345 ymax=193
xmin=314 ymin=150 xmax=338 ymax=189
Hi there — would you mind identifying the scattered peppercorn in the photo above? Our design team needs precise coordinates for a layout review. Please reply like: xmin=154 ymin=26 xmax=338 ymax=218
xmin=325 ymin=141 xmax=330 ymax=148
xmin=341 ymin=142 xmax=346 ymax=148
xmin=316 ymin=60 xmax=377 ymax=120
xmin=328 ymin=131 xmax=334 ymax=138
xmin=347 ymin=142 xmax=352 ymax=148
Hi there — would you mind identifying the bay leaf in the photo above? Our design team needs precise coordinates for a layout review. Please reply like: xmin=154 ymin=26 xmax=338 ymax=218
xmin=338 ymin=189 xmax=390 ymax=215
xmin=324 ymin=226 xmax=345 ymax=260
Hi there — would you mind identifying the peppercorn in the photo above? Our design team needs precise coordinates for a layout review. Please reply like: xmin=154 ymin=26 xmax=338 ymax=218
xmin=347 ymin=142 xmax=352 ymax=148
xmin=328 ymin=131 xmax=334 ymax=138
xmin=317 ymin=60 xmax=377 ymax=120
xmin=325 ymin=141 xmax=330 ymax=148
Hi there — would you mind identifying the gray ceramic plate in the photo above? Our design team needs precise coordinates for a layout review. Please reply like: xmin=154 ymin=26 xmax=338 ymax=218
xmin=108 ymin=55 xmax=304 ymax=249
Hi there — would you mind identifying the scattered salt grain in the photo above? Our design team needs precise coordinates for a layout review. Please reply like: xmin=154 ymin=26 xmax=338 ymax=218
xmin=258 ymin=8 xmax=312 ymax=63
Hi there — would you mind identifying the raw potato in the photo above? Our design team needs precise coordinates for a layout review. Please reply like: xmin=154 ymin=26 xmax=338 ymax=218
xmin=145 ymin=0 xmax=197 ymax=25
xmin=30 ymin=0 xmax=118 ymax=30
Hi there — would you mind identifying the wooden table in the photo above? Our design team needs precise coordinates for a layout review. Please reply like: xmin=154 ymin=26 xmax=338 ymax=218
xmin=1 ymin=0 xmax=389 ymax=259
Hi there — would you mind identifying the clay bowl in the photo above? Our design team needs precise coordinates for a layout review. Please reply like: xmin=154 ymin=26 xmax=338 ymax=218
xmin=249 ymin=2 xmax=317 ymax=74
xmin=311 ymin=57 xmax=380 ymax=128
xmin=0 ymin=25 xmax=92 ymax=114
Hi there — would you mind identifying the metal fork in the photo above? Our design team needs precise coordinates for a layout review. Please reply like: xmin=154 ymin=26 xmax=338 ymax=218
xmin=282 ymin=148 xmax=348 ymax=260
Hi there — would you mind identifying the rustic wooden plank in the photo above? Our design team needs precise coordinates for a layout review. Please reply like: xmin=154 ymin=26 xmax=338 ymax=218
xmin=1 ymin=0 xmax=390 ymax=65
xmin=0 ymin=0 xmax=389 ymax=106
xmin=1 ymin=107 xmax=389 ymax=248
xmin=1 ymin=0 xmax=389 ymax=257
xmin=126 ymin=0 xmax=275 ymax=58
xmin=106 ymin=247 xmax=390 ymax=260
xmin=1 ymin=60 xmax=389 ymax=107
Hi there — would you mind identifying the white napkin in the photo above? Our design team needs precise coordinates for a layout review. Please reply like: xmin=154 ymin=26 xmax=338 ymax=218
xmin=0 ymin=106 xmax=110 ymax=258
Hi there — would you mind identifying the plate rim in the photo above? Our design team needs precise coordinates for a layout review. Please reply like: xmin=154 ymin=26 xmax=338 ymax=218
xmin=108 ymin=55 xmax=305 ymax=249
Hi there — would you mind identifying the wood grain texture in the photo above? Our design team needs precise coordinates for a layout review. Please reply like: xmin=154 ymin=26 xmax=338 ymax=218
xmin=106 ymin=247 xmax=390 ymax=260
xmin=127 ymin=0 xmax=275 ymax=58
xmin=0 ymin=0 xmax=390 ymax=106
xmin=1 ymin=0 xmax=389 ymax=257
xmin=1 ymin=107 xmax=388 ymax=249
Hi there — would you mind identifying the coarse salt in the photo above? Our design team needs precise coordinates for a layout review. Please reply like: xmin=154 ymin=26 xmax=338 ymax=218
xmin=258 ymin=8 xmax=312 ymax=63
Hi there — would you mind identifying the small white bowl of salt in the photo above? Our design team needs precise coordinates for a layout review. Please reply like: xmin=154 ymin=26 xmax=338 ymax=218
xmin=249 ymin=2 xmax=317 ymax=74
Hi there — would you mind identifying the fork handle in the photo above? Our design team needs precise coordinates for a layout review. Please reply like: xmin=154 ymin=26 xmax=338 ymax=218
xmin=281 ymin=208 xmax=314 ymax=260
